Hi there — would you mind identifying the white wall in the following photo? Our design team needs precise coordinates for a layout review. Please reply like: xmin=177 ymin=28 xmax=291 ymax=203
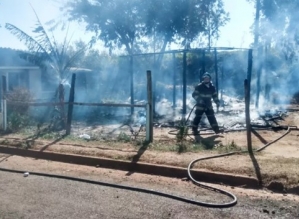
xmin=28 ymin=69 xmax=42 ymax=98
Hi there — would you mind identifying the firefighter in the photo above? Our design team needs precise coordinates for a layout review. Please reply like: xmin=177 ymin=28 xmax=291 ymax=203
xmin=192 ymin=72 xmax=222 ymax=135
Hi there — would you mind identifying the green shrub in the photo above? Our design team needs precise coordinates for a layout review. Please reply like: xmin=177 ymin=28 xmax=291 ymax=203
xmin=6 ymin=87 xmax=33 ymax=114
xmin=8 ymin=112 xmax=30 ymax=131
xmin=176 ymin=119 xmax=189 ymax=143
xmin=6 ymin=87 xmax=33 ymax=131
xmin=117 ymin=132 xmax=131 ymax=142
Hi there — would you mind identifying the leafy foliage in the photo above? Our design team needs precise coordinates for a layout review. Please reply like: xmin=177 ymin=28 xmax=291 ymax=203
xmin=176 ymin=122 xmax=189 ymax=143
xmin=6 ymin=87 xmax=33 ymax=131
xmin=58 ymin=0 xmax=229 ymax=55
xmin=5 ymin=7 xmax=94 ymax=83
xmin=248 ymin=0 xmax=299 ymax=62
xmin=6 ymin=87 xmax=33 ymax=114
xmin=8 ymin=112 xmax=30 ymax=132
xmin=247 ymin=0 xmax=299 ymax=99
xmin=117 ymin=132 xmax=131 ymax=142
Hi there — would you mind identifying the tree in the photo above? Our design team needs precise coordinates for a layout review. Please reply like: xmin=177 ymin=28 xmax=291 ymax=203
xmin=247 ymin=0 xmax=299 ymax=106
xmin=5 ymin=5 xmax=96 ymax=84
xmin=59 ymin=0 xmax=146 ymax=55
xmin=248 ymin=0 xmax=299 ymax=62
xmin=204 ymin=0 xmax=230 ymax=49
xmin=59 ymin=0 xmax=229 ymax=113
xmin=59 ymin=0 xmax=229 ymax=55
xmin=5 ymin=8 xmax=93 ymax=130
xmin=70 ymin=40 xmax=103 ymax=72
xmin=265 ymin=1 xmax=299 ymax=62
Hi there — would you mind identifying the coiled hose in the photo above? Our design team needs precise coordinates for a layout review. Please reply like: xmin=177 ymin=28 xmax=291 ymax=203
xmin=0 ymin=106 xmax=297 ymax=208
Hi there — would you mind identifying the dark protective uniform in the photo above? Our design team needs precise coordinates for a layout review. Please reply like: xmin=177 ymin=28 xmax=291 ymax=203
xmin=192 ymin=82 xmax=220 ymax=133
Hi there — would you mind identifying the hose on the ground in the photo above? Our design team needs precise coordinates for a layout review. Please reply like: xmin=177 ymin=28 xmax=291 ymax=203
xmin=187 ymin=126 xmax=297 ymax=206
xmin=0 ymin=166 xmax=229 ymax=208
xmin=0 ymin=106 xmax=297 ymax=208
xmin=0 ymin=126 xmax=294 ymax=208
xmin=168 ymin=104 xmax=298 ymax=207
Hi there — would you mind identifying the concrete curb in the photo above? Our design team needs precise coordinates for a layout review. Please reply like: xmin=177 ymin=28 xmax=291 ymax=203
xmin=0 ymin=145 xmax=260 ymax=189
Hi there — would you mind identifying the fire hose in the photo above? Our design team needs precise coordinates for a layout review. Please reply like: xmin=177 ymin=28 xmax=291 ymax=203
xmin=0 ymin=106 xmax=297 ymax=208
xmin=169 ymin=104 xmax=298 ymax=207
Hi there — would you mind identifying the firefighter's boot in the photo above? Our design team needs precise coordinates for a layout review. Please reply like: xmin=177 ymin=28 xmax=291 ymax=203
xmin=192 ymin=126 xmax=200 ymax=143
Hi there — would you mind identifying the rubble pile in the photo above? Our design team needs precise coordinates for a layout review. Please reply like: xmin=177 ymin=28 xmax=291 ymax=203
xmin=69 ymin=94 xmax=291 ymax=139
xmin=152 ymin=95 xmax=289 ymax=132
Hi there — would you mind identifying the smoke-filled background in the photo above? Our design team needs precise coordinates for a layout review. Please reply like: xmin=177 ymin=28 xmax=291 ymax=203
xmin=1 ymin=0 xmax=299 ymax=135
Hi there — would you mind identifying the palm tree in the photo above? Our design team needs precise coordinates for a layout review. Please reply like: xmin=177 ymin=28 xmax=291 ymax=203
xmin=5 ymin=7 xmax=94 ymax=130
xmin=5 ymin=9 xmax=93 ymax=83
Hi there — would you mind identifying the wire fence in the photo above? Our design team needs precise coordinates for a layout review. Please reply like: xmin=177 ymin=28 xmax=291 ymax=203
xmin=1 ymin=71 xmax=153 ymax=142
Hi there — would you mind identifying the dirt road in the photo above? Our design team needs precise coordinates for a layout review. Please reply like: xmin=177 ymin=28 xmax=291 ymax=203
xmin=0 ymin=154 xmax=298 ymax=219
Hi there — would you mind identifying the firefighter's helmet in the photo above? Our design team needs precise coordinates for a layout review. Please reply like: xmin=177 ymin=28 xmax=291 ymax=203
xmin=202 ymin=72 xmax=211 ymax=80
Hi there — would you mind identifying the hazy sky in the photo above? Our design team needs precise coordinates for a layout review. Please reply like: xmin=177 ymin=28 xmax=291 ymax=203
xmin=0 ymin=0 xmax=255 ymax=51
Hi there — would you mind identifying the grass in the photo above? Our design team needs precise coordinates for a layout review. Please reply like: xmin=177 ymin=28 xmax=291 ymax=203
xmin=0 ymin=127 xmax=243 ymax=154
xmin=214 ymin=140 xmax=245 ymax=153
xmin=117 ymin=132 xmax=131 ymax=143
xmin=0 ymin=124 xmax=279 ymax=159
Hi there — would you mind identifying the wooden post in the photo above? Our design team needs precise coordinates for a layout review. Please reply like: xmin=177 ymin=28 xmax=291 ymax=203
xmin=130 ymin=55 xmax=134 ymax=115
xmin=247 ymin=49 xmax=253 ymax=93
xmin=152 ymin=58 xmax=158 ymax=117
xmin=1 ymin=75 xmax=7 ymax=130
xmin=214 ymin=48 xmax=219 ymax=97
xmin=172 ymin=52 xmax=176 ymax=109
xmin=66 ymin=74 xmax=76 ymax=135
xmin=244 ymin=79 xmax=252 ymax=153
xmin=255 ymin=46 xmax=263 ymax=108
xmin=182 ymin=51 xmax=187 ymax=116
xmin=246 ymin=49 xmax=263 ymax=185
xmin=58 ymin=83 xmax=66 ymax=129
xmin=245 ymin=49 xmax=253 ymax=153
xmin=146 ymin=70 xmax=153 ymax=142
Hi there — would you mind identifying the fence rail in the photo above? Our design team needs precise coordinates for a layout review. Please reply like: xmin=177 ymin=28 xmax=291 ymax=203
xmin=6 ymin=101 xmax=146 ymax=108
xmin=2 ymin=71 xmax=153 ymax=142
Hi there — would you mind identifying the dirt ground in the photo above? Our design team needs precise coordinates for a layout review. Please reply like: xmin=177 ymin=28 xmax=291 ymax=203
xmin=1 ymin=104 xmax=299 ymax=192
xmin=1 ymin=155 xmax=299 ymax=219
